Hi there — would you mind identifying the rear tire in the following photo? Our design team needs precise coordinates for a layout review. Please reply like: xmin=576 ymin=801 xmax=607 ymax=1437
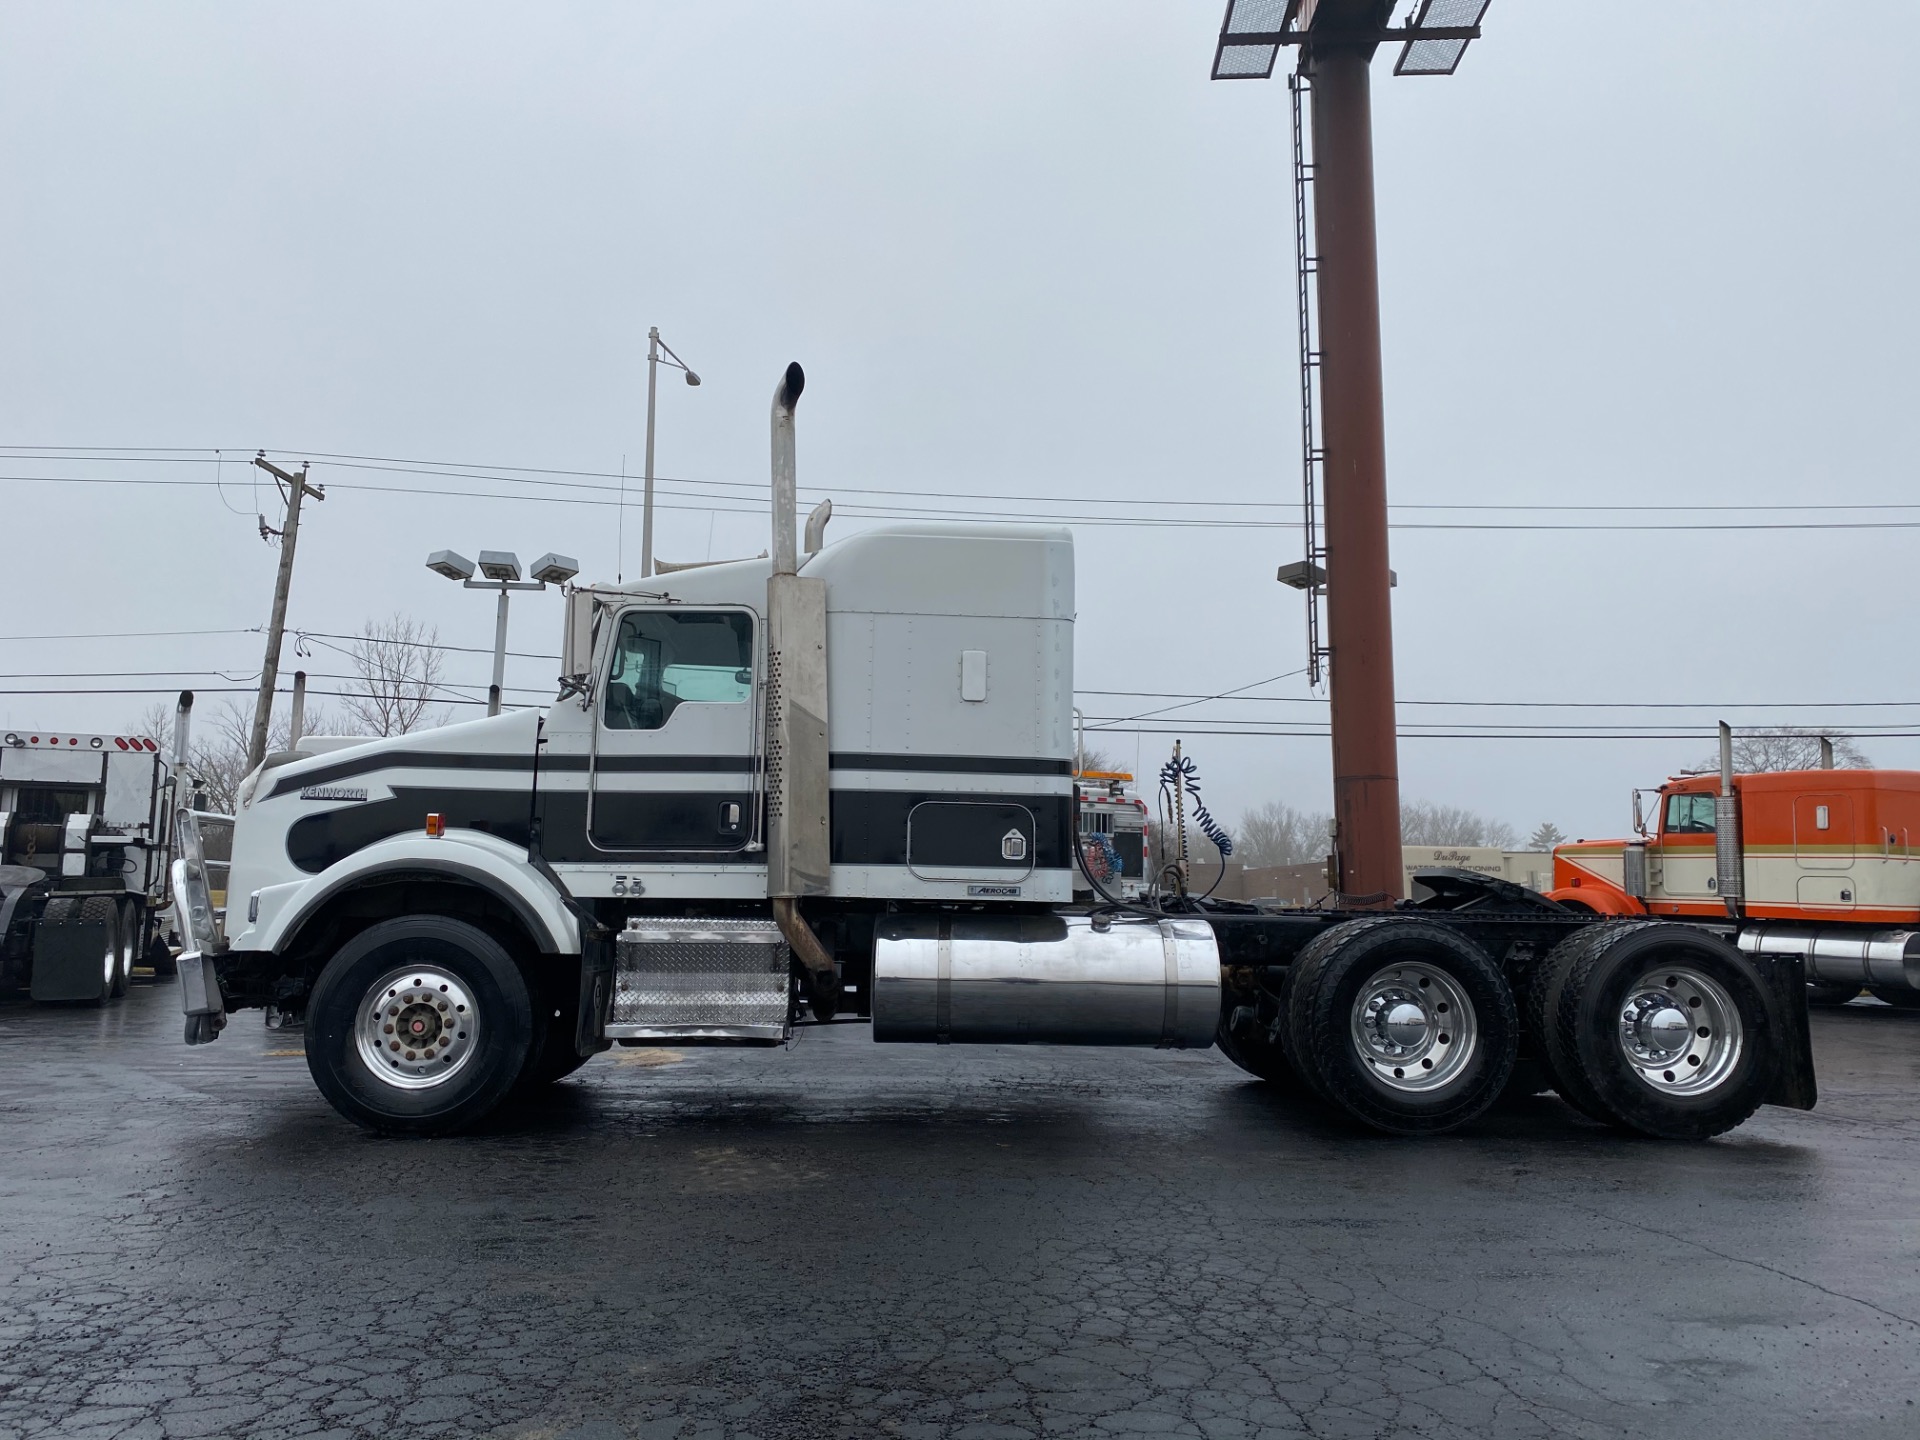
xmin=1545 ymin=922 xmax=1776 ymax=1141
xmin=306 ymin=916 xmax=535 ymax=1136
xmin=1284 ymin=917 xmax=1517 ymax=1136
xmin=1806 ymin=981 xmax=1861 ymax=1007
xmin=1531 ymin=923 xmax=1640 ymax=1122
xmin=110 ymin=900 xmax=136 ymax=996
xmin=1215 ymin=976 xmax=1310 ymax=1095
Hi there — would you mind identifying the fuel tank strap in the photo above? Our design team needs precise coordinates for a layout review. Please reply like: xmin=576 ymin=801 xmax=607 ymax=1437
xmin=1160 ymin=925 xmax=1180 ymax=1047
xmin=935 ymin=916 xmax=953 ymax=1045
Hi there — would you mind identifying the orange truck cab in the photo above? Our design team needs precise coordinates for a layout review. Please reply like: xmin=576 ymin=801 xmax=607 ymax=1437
xmin=1550 ymin=769 xmax=1920 ymax=1003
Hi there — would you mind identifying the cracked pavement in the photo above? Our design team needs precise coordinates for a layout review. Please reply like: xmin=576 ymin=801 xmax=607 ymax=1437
xmin=3 ymin=984 xmax=1919 ymax=1439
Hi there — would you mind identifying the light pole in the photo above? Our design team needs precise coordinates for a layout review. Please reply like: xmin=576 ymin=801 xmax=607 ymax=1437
xmin=426 ymin=549 xmax=579 ymax=716
xmin=1209 ymin=0 xmax=1489 ymax=903
xmin=642 ymin=326 xmax=701 ymax=580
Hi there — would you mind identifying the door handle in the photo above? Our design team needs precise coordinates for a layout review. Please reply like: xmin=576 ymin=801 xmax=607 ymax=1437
xmin=718 ymin=801 xmax=743 ymax=835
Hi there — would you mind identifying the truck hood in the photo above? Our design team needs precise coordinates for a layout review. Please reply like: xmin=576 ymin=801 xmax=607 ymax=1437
xmin=234 ymin=707 xmax=545 ymax=812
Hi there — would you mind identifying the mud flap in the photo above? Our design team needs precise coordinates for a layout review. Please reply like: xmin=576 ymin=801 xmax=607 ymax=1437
xmin=1748 ymin=951 xmax=1818 ymax=1110
xmin=574 ymin=929 xmax=615 ymax=1058
xmin=29 ymin=917 xmax=113 ymax=1002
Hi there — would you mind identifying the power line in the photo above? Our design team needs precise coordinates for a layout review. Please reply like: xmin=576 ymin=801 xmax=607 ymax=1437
xmin=1075 ymin=689 xmax=1920 ymax=711
xmin=9 ymin=465 xmax=1920 ymax=533
xmin=5 ymin=446 xmax=1914 ymax=514
xmin=0 ymin=627 xmax=259 ymax=642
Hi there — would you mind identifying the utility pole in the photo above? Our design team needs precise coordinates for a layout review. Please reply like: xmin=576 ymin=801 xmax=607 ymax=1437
xmin=248 ymin=454 xmax=324 ymax=771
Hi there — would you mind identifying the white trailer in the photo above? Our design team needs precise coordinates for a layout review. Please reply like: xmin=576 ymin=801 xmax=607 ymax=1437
xmin=171 ymin=365 xmax=1818 ymax=1141
xmin=1 ymin=721 xmax=181 ymax=1001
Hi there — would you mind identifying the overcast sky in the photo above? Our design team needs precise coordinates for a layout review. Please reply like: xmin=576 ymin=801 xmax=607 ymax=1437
xmin=3 ymin=1 xmax=1917 ymax=843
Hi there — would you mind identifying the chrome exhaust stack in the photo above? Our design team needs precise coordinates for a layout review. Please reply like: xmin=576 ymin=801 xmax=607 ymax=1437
xmin=763 ymin=362 xmax=837 ymax=1009
xmin=1715 ymin=721 xmax=1744 ymax=917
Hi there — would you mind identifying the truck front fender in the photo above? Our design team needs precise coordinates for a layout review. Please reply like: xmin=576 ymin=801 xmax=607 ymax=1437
xmin=1545 ymin=884 xmax=1644 ymax=917
xmin=253 ymin=829 xmax=582 ymax=958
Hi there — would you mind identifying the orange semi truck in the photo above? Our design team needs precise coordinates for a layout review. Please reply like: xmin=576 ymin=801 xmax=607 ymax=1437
xmin=1550 ymin=732 xmax=1920 ymax=1009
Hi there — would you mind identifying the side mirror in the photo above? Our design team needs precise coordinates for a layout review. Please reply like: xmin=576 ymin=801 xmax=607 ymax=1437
xmin=1631 ymin=790 xmax=1645 ymax=835
xmin=561 ymin=588 xmax=598 ymax=704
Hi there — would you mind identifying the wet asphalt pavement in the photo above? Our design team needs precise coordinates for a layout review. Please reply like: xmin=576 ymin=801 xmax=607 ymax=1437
xmin=2 ymin=983 xmax=1919 ymax=1440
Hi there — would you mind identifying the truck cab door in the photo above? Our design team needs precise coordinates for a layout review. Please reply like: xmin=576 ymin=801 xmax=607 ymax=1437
xmin=586 ymin=605 xmax=760 ymax=856
xmin=1658 ymin=791 xmax=1718 ymax=900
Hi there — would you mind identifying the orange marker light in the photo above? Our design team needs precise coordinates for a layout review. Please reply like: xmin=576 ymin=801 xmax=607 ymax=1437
xmin=425 ymin=813 xmax=445 ymax=839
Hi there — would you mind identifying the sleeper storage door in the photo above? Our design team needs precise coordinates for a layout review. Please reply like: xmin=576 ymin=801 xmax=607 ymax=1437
xmin=589 ymin=606 xmax=759 ymax=855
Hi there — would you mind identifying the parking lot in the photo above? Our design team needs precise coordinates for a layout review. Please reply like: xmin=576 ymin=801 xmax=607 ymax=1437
xmin=2 ymin=983 xmax=1917 ymax=1440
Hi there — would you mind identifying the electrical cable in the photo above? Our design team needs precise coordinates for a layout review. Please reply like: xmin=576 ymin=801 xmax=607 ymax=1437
xmin=15 ymin=468 xmax=1920 ymax=532
xmin=7 ymin=446 xmax=1919 ymax=516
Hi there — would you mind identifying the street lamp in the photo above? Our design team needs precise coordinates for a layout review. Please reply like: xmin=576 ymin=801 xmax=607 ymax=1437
xmin=642 ymin=325 xmax=701 ymax=580
xmin=425 ymin=548 xmax=579 ymax=717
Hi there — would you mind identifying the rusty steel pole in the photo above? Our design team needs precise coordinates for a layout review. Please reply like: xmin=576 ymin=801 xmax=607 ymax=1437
xmin=1309 ymin=46 xmax=1402 ymax=903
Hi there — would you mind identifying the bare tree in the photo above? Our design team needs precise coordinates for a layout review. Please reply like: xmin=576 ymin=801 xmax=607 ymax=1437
xmin=1693 ymin=727 xmax=1870 ymax=774
xmin=1233 ymin=799 xmax=1335 ymax=868
xmin=130 ymin=697 xmax=334 ymax=815
xmin=1401 ymin=800 xmax=1517 ymax=849
xmin=341 ymin=613 xmax=449 ymax=737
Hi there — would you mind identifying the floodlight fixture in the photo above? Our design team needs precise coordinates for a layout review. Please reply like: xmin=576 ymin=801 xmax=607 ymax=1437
xmin=530 ymin=552 xmax=580 ymax=585
xmin=1394 ymin=0 xmax=1490 ymax=76
xmin=1277 ymin=560 xmax=1395 ymax=592
xmin=1209 ymin=0 xmax=1294 ymax=81
xmin=477 ymin=550 xmax=522 ymax=582
xmin=1209 ymin=0 xmax=1488 ymax=81
xmin=426 ymin=549 xmax=476 ymax=582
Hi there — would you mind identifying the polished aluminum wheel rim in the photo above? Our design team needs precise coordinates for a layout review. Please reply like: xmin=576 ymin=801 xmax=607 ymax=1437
xmin=101 ymin=929 xmax=116 ymax=988
xmin=355 ymin=965 xmax=480 ymax=1091
xmin=1618 ymin=966 xmax=1741 ymax=1095
xmin=1350 ymin=961 xmax=1478 ymax=1093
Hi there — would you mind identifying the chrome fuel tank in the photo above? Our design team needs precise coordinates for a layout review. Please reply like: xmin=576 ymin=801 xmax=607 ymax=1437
xmin=1738 ymin=924 xmax=1920 ymax=989
xmin=872 ymin=912 xmax=1219 ymax=1048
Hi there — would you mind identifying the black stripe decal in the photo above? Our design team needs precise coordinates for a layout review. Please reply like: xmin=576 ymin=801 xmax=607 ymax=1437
xmin=285 ymin=785 xmax=1072 ymax=874
xmin=828 ymin=753 xmax=1072 ymax=776
xmin=269 ymin=749 xmax=755 ymax=797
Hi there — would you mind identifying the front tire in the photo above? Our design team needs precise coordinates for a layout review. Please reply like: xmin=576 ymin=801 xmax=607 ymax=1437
xmin=1284 ymin=917 xmax=1517 ymax=1136
xmin=306 ymin=916 xmax=535 ymax=1136
xmin=1869 ymin=986 xmax=1920 ymax=1010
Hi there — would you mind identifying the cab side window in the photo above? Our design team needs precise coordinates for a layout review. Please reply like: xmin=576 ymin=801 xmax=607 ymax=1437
xmin=1663 ymin=793 xmax=1717 ymax=835
xmin=602 ymin=610 xmax=753 ymax=731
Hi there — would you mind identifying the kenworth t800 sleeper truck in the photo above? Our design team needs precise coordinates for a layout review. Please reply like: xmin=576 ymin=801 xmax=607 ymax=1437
xmin=171 ymin=366 xmax=1817 ymax=1140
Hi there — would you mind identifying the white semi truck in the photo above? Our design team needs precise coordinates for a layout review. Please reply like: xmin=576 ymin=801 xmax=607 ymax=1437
xmin=1 ymin=724 xmax=180 ymax=1001
xmin=171 ymin=365 xmax=1818 ymax=1140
